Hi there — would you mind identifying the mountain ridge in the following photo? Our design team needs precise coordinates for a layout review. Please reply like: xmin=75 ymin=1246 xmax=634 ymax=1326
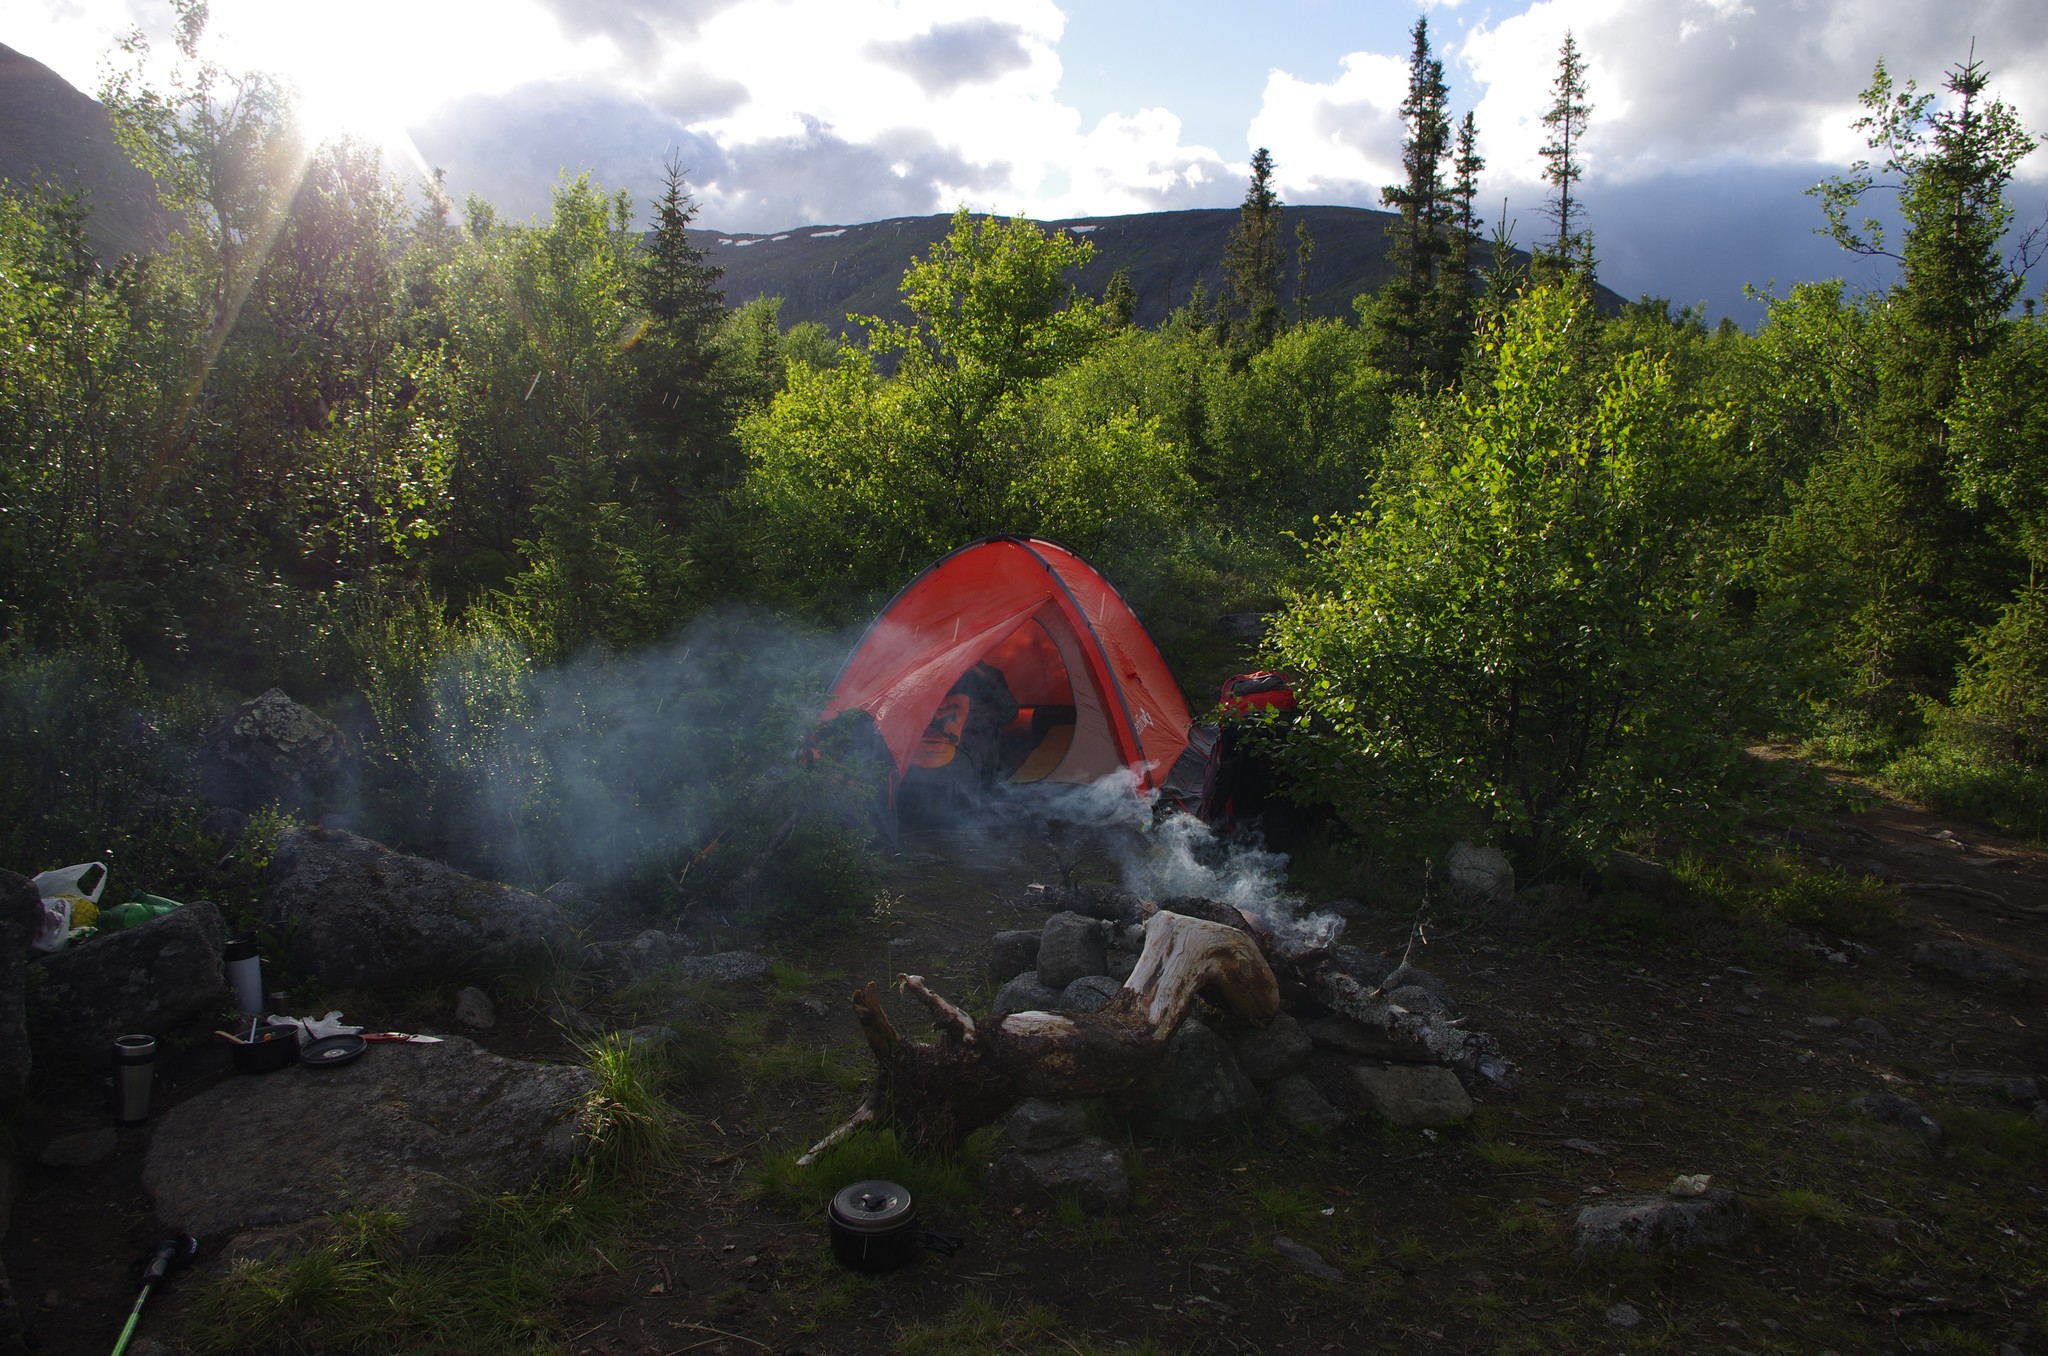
xmin=0 ymin=41 xmax=166 ymax=259
xmin=690 ymin=205 xmax=1625 ymax=333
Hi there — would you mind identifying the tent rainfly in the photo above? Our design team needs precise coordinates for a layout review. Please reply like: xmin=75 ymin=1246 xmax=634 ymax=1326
xmin=823 ymin=537 xmax=1200 ymax=807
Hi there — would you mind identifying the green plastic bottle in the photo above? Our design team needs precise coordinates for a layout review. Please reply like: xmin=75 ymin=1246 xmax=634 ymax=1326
xmin=98 ymin=897 xmax=181 ymax=931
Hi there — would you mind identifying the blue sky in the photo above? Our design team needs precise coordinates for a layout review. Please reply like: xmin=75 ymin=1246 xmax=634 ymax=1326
xmin=9 ymin=0 xmax=2048 ymax=322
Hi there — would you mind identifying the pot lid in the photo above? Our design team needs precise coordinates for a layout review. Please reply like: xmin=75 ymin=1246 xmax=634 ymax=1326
xmin=830 ymin=1180 xmax=915 ymax=1232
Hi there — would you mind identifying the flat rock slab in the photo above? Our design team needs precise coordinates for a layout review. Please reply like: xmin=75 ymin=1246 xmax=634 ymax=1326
xmin=985 ymin=1136 xmax=1129 ymax=1212
xmin=1573 ymin=1188 xmax=1755 ymax=1255
xmin=144 ymin=1037 xmax=593 ymax=1250
xmin=267 ymin=828 xmax=578 ymax=987
xmin=1911 ymin=941 xmax=2032 ymax=992
xmin=1351 ymin=1064 xmax=1474 ymax=1127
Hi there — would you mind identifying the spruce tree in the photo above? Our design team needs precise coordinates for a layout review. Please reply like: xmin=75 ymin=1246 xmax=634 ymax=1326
xmin=1103 ymin=264 xmax=1138 ymax=329
xmin=630 ymin=156 xmax=729 ymax=506
xmin=1788 ymin=53 xmax=2040 ymax=714
xmin=1375 ymin=17 xmax=1453 ymax=386
xmin=1220 ymin=147 xmax=1285 ymax=364
xmin=1294 ymin=219 xmax=1317 ymax=326
xmin=1537 ymin=32 xmax=1593 ymax=277
xmin=1428 ymin=111 xmax=1485 ymax=377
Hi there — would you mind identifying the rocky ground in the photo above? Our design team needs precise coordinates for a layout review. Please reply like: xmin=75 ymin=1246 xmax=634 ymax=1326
xmin=4 ymin=752 xmax=2044 ymax=1355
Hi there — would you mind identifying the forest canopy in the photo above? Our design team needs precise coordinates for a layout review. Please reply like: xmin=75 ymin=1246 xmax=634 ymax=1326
xmin=3 ymin=16 xmax=2045 ymax=909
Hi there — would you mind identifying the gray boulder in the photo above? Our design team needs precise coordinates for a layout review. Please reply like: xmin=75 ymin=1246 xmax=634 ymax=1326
xmin=621 ymin=930 xmax=675 ymax=979
xmin=1350 ymin=1064 xmax=1474 ymax=1127
xmin=1305 ymin=1015 xmax=1402 ymax=1059
xmin=266 ymin=828 xmax=579 ymax=987
xmin=1233 ymin=1010 xmax=1312 ymax=1084
xmin=0 ymin=871 xmax=40 ymax=1104
xmin=452 ymin=986 xmax=496 ymax=1030
xmin=985 ymin=1136 xmax=1129 ymax=1212
xmin=1329 ymin=946 xmax=1398 ymax=987
xmin=144 ymin=1036 xmax=593 ymax=1252
xmin=1940 ymin=1069 xmax=2047 ymax=1120
xmin=1059 ymin=975 xmax=1122 ymax=1014
xmin=990 ymin=971 xmax=1064 ymax=1018
xmin=1445 ymin=842 xmax=1514 ymax=903
xmin=671 ymin=951 xmax=773 ymax=984
xmin=1604 ymin=850 xmax=1677 ymax=896
xmin=201 ymin=688 xmax=347 ymax=812
xmin=1147 ymin=1019 xmax=1260 ymax=1134
xmin=1573 ymin=1188 xmax=1755 ymax=1255
xmin=1911 ymin=941 xmax=2032 ymax=992
xmin=1007 ymin=1099 xmax=1089 ymax=1151
xmin=1267 ymin=1074 xmax=1346 ymax=1131
xmin=989 ymin=930 xmax=1040 ymax=981
xmin=1849 ymin=1093 xmax=1944 ymax=1148
xmin=1037 ymin=912 xmax=1110 ymax=989
xmin=25 ymin=902 xmax=226 ymax=1063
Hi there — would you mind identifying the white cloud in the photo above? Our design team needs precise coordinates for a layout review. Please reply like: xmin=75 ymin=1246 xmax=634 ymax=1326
xmin=1245 ymin=50 xmax=1409 ymax=204
xmin=1456 ymin=0 xmax=2048 ymax=188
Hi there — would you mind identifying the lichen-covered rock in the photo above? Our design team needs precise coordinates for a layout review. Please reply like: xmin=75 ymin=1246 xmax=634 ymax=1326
xmin=144 ymin=1036 xmax=593 ymax=1252
xmin=985 ymin=1137 xmax=1129 ymax=1212
xmin=1445 ymin=842 xmax=1514 ymax=903
xmin=671 ymin=951 xmax=772 ymax=984
xmin=201 ymin=688 xmax=347 ymax=812
xmin=0 ymin=871 xmax=41 ymax=1104
xmin=266 ymin=827 xmax=578 ymax=988
xmin=25 ymin=902 xmax=226 ymax=1063
xmin=1573 ymin=1188 xmax=1755 ymax=1255
xmin=1037 ymin=911 xmax=1110 ymax=989
xmin=1350 ymin=1063 xmax=1474 ymax=1127
xmin=1147 ymin=1019 xmax=1259 ymax=1134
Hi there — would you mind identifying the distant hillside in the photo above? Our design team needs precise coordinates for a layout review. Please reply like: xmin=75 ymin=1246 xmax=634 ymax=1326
xmin=691 ymin=206 xmax=1624 ymax=334
xmin=0 ymin=43 xmax=166 ymax=259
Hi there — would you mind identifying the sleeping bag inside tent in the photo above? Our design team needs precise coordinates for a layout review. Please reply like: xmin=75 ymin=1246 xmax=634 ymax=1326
xmin=823 ymin=537 xmax=1199 ymax=821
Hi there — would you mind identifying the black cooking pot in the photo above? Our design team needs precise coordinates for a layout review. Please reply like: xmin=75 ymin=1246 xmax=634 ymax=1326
xmin=828 ymin=1179 xmax=919 ymax=1273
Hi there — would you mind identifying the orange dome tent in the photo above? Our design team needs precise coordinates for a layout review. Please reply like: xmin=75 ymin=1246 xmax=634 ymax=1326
xmin=823 ymin=538 xmax=1202 ymax=816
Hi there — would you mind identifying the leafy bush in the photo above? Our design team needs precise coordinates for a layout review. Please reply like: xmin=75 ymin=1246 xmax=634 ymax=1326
xmin=0 ymin=640 xmax=222 ymax=897
xmin=1266 ymin=282 xmax=1768 ymax=876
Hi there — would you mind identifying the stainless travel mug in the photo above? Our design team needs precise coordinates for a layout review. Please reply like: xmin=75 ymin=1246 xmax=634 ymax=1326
xmin=224 ymin=938 xmax=263 ymax=1015
xmin=113 ymin=1033 xmax=156 ymax=1125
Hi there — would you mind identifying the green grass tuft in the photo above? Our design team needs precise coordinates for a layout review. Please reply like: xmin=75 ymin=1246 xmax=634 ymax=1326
xmin=750 ymin=1127 xmax=971 ymax=1216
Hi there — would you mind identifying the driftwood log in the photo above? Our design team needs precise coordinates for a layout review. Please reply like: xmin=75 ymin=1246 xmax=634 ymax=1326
xmin=803 ymin=910 xmax=1276 ymax=1161
xmin=803 ymin=899 xmax=1515 ymax=1162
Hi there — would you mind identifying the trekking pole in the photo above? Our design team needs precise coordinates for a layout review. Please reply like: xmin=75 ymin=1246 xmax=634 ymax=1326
xmin=109 ymin=1236 xmax=197 ymax=1356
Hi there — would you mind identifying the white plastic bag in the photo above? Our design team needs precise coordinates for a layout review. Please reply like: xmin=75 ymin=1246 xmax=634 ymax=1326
xmin=30 ymin=862 xmax=108 ymax=954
